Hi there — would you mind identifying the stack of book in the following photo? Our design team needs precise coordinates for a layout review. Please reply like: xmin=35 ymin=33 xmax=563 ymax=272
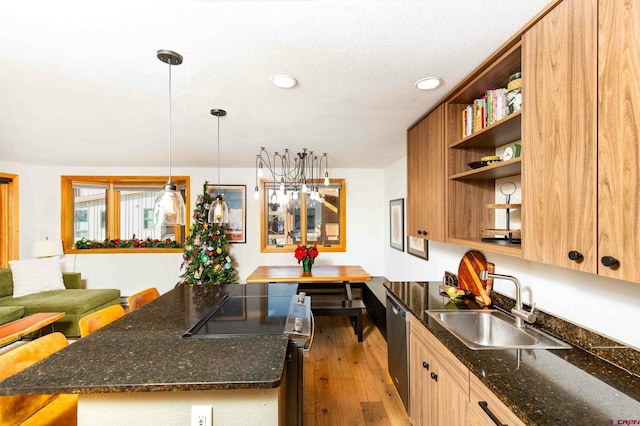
xmin=461 ymin=88 xmax=509 ymax=138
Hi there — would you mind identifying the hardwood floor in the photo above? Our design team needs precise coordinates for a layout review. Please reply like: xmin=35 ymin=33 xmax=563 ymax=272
xmin=304 ymin=312 xmax=411 ymax=426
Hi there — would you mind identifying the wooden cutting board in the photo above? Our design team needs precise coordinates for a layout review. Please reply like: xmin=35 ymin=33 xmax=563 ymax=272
xmin=458 ymin=250 xmax=492 ymax=306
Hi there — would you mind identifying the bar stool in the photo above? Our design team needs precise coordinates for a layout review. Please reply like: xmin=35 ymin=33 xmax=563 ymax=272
xmin=78 ymin=305 xmax=125 ymax=337
xmin=127 ymin=288 xmax=160 ymax=311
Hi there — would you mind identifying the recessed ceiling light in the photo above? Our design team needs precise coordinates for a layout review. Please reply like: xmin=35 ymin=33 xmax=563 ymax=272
xmin=415 ymin=77 xmax=442 ymax=90
xmin=270 ymin=74 xmax=298 ymax=89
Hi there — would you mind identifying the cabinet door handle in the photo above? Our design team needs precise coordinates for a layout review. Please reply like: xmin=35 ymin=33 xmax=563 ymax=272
xmin=601 ymin=256 xmax=619 ymax=268
xmin=430 ymin=372 xmax=438 ymax=381
xmin=422 ymin=361 xmax=429 ymax=370
xmin=478 ymin=401 xmax=506 ymax=426
xmin=568 ymin=251 xmax=583 ymax=262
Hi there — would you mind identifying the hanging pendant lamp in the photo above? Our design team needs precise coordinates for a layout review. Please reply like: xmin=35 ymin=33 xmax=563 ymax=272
xmin=208 ymin=109 xmax=229 ymax=225
xmin=154 ymin=49 xmax=186 ymax=226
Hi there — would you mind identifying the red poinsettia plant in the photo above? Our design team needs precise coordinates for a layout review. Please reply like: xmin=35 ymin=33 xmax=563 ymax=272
xmin=294 ymin=244 xmax=319 ymax=265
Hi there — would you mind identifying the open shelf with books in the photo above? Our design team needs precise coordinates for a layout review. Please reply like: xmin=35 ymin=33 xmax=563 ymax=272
xmin=445 ymin=40 xmax=523 ymax=256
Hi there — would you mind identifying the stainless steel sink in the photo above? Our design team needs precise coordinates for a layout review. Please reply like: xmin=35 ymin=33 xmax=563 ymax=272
xmin=426 ymin=309 xmax=571 ymax=350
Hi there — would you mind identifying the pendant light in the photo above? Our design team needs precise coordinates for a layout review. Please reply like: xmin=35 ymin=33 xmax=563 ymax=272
xmin=153 ymin=49 xmax=186 ymax=226
xmin=208 ymin=109 xmax=229 ymax=224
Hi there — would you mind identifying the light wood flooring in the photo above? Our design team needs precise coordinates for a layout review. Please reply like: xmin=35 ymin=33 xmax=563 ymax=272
xmin=304 ymin=312 xmax=411 ymax=426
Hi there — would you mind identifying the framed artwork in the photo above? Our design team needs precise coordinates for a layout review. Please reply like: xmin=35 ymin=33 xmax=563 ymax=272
xmin=389 ymin=198 xmax=404 ymax=252
xmin=206 ymin=184 xmax=246 ymax=243
xmin=407 ymin=235 xmax=429 ymax=260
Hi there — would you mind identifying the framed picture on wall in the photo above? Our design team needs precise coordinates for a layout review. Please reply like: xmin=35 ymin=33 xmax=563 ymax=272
xmin=407 ymin=236 xmax=429 ymax=260
xmin=389 ymin=198 xmax=404 ymax=252
xmin=206 ymin=184 xmax=246 ymax=243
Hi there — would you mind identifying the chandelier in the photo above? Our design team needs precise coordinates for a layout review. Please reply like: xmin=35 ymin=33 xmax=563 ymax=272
xmin=254 ymin=147 xmax=330 ymax=201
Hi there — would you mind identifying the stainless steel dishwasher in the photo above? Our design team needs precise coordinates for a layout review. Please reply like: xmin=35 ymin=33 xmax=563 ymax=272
xmin=386 ymin=292 xmax=409 ymax=412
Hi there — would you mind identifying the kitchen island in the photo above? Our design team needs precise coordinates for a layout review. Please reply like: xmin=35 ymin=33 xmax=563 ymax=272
xmin=0 ymin=283 xmax=300 ymax=425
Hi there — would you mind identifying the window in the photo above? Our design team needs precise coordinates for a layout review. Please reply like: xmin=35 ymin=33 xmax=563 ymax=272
xmin=143 ymin=208 xmax=154 ymax=230
xmin=260 ymin=179 xmax=346 ymax=252
xmin=61 ymin=176 xmax=190 ymax=253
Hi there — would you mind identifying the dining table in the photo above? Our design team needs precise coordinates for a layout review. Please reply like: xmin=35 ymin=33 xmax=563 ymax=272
xmin=245 ymin=265 xmax=371 ymax=301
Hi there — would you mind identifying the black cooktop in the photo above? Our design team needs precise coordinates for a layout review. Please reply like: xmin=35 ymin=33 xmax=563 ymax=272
xmin=184 ymin=283 xmax=307 ymax=338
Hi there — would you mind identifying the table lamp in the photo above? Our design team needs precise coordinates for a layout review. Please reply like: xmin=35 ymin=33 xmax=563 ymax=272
xmin=32 ymin=238 xmax=64 ymax=258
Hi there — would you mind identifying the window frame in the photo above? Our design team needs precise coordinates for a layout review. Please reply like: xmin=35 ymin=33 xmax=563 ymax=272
xmin=259 ymin=178 xmax=346 ymax=253
xmin=0 ymin=173 xmax=19 ymax=267
xmin=61 ymin=176 xmax=190 ymax=254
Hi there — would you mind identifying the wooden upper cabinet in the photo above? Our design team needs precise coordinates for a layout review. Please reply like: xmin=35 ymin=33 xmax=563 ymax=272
xmin=522 ymin=0 xmax=598 ymax=272
xmin=523 ymin=0 xmax=640 ymax=283
xmin=597 ymin=0 xmax=640 ymax=282
xmin=407 ymin=104 xmax=446 ymax=242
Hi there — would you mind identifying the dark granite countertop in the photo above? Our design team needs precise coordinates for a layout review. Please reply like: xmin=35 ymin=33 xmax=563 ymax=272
xmin=0 ymin=283 xmax=295 ymax=395
xmin=385 ymin=281 xmax=640 ymax=426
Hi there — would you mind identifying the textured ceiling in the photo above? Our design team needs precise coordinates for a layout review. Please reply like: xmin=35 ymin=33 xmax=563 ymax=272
xmin=0 ymin=0 xmax=552 ymax=169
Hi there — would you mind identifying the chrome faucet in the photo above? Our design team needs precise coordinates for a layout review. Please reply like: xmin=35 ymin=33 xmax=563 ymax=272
xmin=479 ymin=271 xmax=536 ymax=328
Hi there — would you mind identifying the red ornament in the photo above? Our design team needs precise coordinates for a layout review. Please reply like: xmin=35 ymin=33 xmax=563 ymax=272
xmin=141 ymin=242 xmax=147 ymax=248
xmin=208 ymin=251 xmax=213 ymax=257
xmin=214 ymin=235 xmax=219 ymax=240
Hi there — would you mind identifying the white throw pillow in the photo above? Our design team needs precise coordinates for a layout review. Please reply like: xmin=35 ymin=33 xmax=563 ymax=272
xmin=9 ymin=257 xmax=66 ymax=298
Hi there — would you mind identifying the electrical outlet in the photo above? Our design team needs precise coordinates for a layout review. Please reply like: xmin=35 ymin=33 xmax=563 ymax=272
xmin=191 ymin=405 xmax=212 ymax=426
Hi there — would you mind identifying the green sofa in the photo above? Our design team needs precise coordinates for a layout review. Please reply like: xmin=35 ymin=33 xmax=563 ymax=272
xmin=0 ymin=268 xmax=121 ymax=337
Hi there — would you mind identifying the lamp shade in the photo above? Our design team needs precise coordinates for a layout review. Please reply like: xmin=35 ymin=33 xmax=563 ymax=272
xmin=153 ymin=182 xmax=186 ymax=226
xmin=32 ymin=239 xmax=64 ymax=258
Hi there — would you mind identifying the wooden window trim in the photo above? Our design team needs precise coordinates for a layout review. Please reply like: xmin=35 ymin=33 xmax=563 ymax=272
xmin=259 ymin=179 xmax=347 ymax=253
xmin=61 ymin=176 xmax=190 ymax=254
xmin=0 ymin=173 xmax=19 ymax=267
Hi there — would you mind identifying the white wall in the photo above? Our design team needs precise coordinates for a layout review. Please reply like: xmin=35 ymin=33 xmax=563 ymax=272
xmin=384 ymin=157 xmax=640 ymax=350
xmin=2 ymin=161 xmax=384 ymax=297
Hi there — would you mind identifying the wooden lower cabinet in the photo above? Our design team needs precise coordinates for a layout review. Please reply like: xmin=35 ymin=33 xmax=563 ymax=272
xmin=409 ymin=315 xmax=468 ymax=425
xmin=410 ymin=315 xmax=526 ymax=426
xmin=467 ymin=373 xmax=525 ymax=426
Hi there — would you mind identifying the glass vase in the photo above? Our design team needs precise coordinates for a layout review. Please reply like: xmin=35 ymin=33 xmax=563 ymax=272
xmin=302 ymin=258 xmax=313 ymax=273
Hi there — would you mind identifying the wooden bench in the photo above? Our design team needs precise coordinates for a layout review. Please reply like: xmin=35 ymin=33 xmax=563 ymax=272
xmin=311 ymin=299 xmax=366 ymax=342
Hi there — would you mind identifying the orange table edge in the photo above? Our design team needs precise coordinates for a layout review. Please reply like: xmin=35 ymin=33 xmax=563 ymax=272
xmin=0 ymin=312 xmax=65 ymax=347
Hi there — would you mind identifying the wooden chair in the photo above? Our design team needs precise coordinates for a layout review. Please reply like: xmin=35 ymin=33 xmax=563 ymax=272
xmin=127 ymin=287 xmax=160 ymax=311
xmin=78 ymin=304 xmax=125 ymax=337
xmin=0 ymin=332 xmax=78 ymax=425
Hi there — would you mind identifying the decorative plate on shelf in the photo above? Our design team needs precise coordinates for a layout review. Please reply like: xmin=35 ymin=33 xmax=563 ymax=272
xmin=468 ymin=156 xmax=501 ymax=170
xmin=468 ymin=161 xmax=489 ymax=169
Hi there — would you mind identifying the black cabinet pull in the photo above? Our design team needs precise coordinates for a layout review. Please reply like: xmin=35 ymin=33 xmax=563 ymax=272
xmin=478 ymin=401 xmax=506 ymax=426
xmin=422 ymin=361 xmax=429 ymax=370
xmin=568 ymin=251 xmax=583 ymax=262
xmin=601 ymin=256 xmax=619 ymax=268
xmin=430 ymin=372 xmax=438 ymax=381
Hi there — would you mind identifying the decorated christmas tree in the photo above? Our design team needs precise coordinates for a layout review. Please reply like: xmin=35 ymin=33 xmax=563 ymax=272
xmin=177 ymin=182 xmax=237 ymax=286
